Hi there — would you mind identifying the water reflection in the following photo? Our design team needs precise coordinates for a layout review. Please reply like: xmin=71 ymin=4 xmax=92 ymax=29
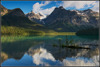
xmin=2 ymin=48 xmax=99 ymax=66
xmin=1 ymin=35 xmax=99 ymax=66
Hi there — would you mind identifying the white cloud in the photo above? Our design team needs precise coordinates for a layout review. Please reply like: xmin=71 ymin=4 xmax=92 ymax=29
xmin=61 ymin=1 xmax=95 ymax=9
xmin=32 ymin=48 xmax=56 ymax=66
xmin=63 ymin=55 xmax=99 ymax=66
xmin=33 ymin=1 xmax=56 ymax=16
xmin=31 ymin=48 xmax=99 ymax=66
xmin=39 ymin=7 xmax=56 ymax=15
xmin=91 ymin=1 xmax=99 ymax=12
xmin=61 ymin=1 xmax=99 ymax=12
xmin=32 ymin=1 xmax=99 ymax=16
xmin=2 ymin=47 xmax=99 ymax=66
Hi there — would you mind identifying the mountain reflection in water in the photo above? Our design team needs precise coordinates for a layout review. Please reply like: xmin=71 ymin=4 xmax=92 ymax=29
xmin=2 ymin=47 xmax=99 ymax=66
xmin=1 ymin=35 xmax=99 ymax=66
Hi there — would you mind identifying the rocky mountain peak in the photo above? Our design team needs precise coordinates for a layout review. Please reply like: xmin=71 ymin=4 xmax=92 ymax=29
xmin=1 ymin=5 xmax=25 ymax=17
xmin=82 ymin=9 xmax=99 ymax=17
xmin=37 ymin=13 xmax=43 ymax=16
xmin=83 ymin=9 xmax=92 ymax=12
xmin=26 ymin=11 xmax=46 ymax=21
xmin=43 ymin=7 xmax=99 ymax=31
xmin=59 ymin=6 xmax=64 ymax=9
xmin=8 ymin=8 xmax=25 ymax=16
xmin=54 ymin=6 xmax=65 ymax=10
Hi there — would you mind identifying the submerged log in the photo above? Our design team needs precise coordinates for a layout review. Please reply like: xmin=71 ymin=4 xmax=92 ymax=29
xmin=83 ymin=44 xmax=98 ymax=46
xmin=61 ymin=45 xmax=90 ymax=49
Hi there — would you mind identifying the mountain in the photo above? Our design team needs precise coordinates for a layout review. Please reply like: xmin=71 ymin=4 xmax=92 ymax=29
xmin=43 ymin=6 xmax=99 ymax=32
xmin=25 ymin=11 xmax=46 ymax=24
xmin=37 ymin=13 xmax=46 ymax=19
xmin=26 ymin=11 xmax=45 ymax=21
xmin=1 ymin=5 xmax=99 ymax=34
xmin=7 ymin=8 xmax=25 ymax=17
xmin=1 ymin=4 xmax=9 ymax=16
xmin=2 ymin=8 xmax=36 ymax=27
xmin=1 ymin=5 xmax=56 ymax=35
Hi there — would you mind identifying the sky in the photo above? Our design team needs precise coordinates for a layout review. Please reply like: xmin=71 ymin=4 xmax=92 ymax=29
xmin=1 ymin=1 xmax=99 ymax=16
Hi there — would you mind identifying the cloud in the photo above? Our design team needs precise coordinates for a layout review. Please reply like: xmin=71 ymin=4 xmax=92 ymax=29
xmin=32 ymin=1 xmax=51 ymax=14
xmin=33 ymin=1 xmax=56 ymax=16
xmin=62 ymin=57 xmax=99 ymax=66
xmin=32 ymin=1 xmax=99 ymax=16
xmin=2 ymin=47 xmax=99 ymax=66
xmin=32 ymin=48 xmax=56 ymax=66
xmin=39 ymin=7 xmax=56 ymax=15
xmin=61 ymin=1 xmax=94 ymax=9
xmin=91 ymin=1 xmax=99 ymax=12
xmin=31 ymin=48 xmax=99 ymax=66
xmin=61 ymin=1 xmax=99 ymax=12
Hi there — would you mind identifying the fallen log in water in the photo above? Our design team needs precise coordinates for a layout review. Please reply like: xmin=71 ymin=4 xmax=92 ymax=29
xmin=82 ymin=44 xmax=98 ymax=46
xmin=61 ymin=45 xmax=90 ymax=49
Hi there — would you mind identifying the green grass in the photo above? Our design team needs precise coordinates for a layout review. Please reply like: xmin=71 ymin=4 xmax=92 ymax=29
xmin=56 ymin=32 xmax=76 ymax=35
xmin=1 ymin=26 xmax=45 ymax=36
xmin=1 ymin=26 xmax=76 ymax=36
xmin=46 ymin=32 xmax=76 ymax=35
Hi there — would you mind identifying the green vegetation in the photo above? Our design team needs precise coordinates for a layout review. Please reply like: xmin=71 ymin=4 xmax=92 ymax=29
xmin=1 ymin=26 xmax=76 ymax=36
xmin=1 ymin=26 xmax=45 ymax=36
xmin=1 ymin=10 xmax=48 ymax=36
xmin=1 ymin=14 xmax=57 ymax=36
xmin=56 ymin=32 xmax=76 ymax=35
xmin=2 ymin=14 xmax=36 ymax=26
xmin=1 ymin=7 xmax=76 ymax=36
xmin=45 ymin=32 xmax=76 ymax=36
xmin=53 ymin=36 xmax=90 ymax=49
xmin=2 ymin=37 xmax=43 ymax=59
xmin=76 ymin=28 xmax=99 ymax=36
xmin=57 ymin=28 xmax=62 ymax=30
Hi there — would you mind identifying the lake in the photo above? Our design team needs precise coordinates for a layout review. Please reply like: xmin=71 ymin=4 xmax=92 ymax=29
xmin=1 ymin=35 xmax=99 ymax=66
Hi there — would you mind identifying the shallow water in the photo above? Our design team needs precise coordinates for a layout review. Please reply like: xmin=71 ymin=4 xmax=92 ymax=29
xmin=1 ymin=35 xmax=99 ymax=66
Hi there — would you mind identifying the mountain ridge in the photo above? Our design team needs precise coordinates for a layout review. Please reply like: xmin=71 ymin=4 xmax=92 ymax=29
xmin=1 ymin=4 xmax=9 ymax=16
xmin=44 ymin=6 xmax=99 ymax=25
xmin=42 ymin=6 xmax=99 ymax=32
xmin=25 ymin=11 xmax=46 ymax=20
xmin=1 ymin=5 xmax=56 ymax=35
xmin=1 ymin=5 xmax=99 ymax=34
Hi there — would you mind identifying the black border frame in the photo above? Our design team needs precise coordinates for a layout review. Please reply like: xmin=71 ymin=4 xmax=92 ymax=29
xmin=0 ymin=0 xmax=100 ymax=67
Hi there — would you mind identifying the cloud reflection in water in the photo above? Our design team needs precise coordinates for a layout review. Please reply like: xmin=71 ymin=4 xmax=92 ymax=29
xmin=2 ymin=48 xmax=99 ymax=66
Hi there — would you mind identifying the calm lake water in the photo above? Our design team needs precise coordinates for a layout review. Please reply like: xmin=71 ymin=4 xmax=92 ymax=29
xmin=1 ymin=35 xmax=99 ymax=66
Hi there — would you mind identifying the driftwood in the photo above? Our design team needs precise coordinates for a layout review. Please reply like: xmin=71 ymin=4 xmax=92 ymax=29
xmin=82 ymin=44 xmax=98 ymax=46
xmin=61 ymin=45 xmax=90 ymax=49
